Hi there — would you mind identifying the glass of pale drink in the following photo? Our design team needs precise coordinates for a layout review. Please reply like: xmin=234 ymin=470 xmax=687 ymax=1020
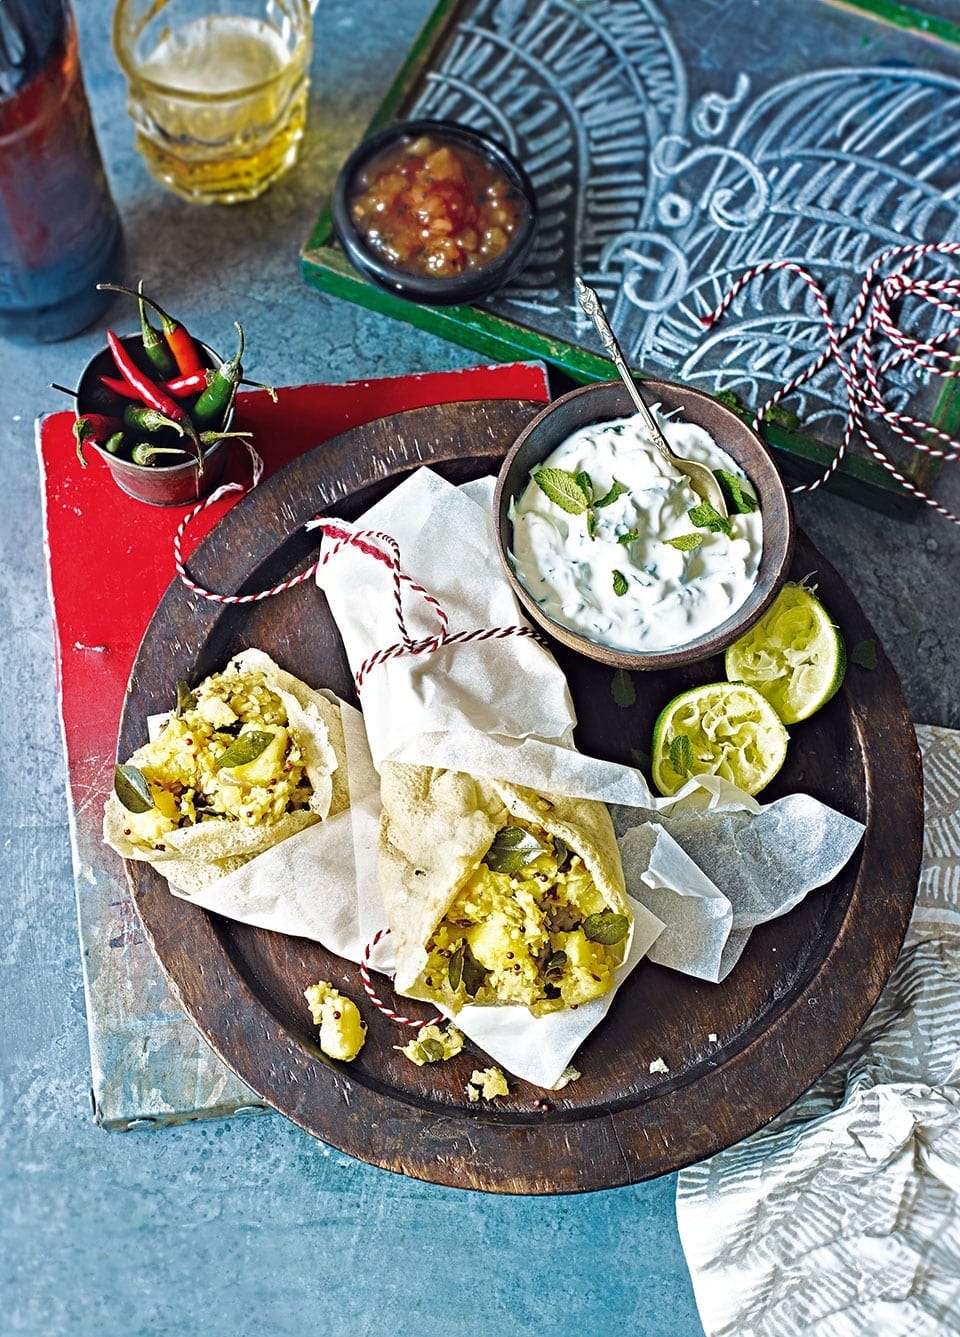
xmin=113 ymin=0 xmax=312 ymax=203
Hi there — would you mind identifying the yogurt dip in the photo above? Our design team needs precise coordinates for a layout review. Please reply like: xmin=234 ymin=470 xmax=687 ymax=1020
xmin=509 ymin=412 xmax=763 ymax=652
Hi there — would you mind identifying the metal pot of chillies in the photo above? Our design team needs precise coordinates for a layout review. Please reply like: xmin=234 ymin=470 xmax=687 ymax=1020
xmin=73 ymin=285 xmax=251 ymax=507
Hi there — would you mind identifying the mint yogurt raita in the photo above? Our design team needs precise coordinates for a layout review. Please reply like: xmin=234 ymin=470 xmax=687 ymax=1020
xmin=508 ymin=412 xmax=763 ymax=653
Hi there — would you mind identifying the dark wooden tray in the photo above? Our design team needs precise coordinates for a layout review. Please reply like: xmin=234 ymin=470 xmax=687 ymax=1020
xmin=122 ymin=398 xmax=922 ymax=1193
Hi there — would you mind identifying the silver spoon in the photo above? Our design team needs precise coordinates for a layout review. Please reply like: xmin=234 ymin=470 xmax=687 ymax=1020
xmin=575 ymin=276 xmax=728 ymax=517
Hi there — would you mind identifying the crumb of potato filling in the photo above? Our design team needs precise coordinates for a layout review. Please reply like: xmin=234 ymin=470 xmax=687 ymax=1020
xmin=466 ymin=1067 xmax=509 ymax=1102
xmin=305 ymin=982 xmax=366 ymax=1062
xmin=395 ymin=1024 xmax=464 ymax=1066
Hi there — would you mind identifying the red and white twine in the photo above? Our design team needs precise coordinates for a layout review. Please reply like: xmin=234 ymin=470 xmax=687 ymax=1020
xmin=359 ymin=928 xmax=443 ymax=1029
xmin=175 ymin=495 xmax=540 ymax=695
xmin=701 ymin=241 xmax=960 ymax=525
xmin=173 ymin=251 xmax=960 ymax=1015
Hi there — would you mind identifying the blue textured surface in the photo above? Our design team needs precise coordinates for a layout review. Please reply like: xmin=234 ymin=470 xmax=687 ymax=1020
xmin=6 ymin=3 xmax=960 ymax=1332
xmin=2 ymin=2 xmax=705 ymax=1333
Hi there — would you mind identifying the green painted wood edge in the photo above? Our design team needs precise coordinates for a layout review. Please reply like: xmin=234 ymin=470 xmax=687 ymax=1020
xmin=300 ymin=246 xmax=923 ymax=518
xmin=917 ymin=364 xmax=960 ymax=490
xmin=827 ymin=0 xmax=960 ymax=45
xmin=301 ymin=242 xmax=607 ymax=375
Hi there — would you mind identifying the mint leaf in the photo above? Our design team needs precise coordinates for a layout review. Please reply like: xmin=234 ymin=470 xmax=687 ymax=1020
xmin=765 ymin=404 xmax=801 ymax=431
xmin=714 ymin=388 xmax=744 ymax=412
xmin=612 ymin=569 xmax=629 ymax=596
xmin=586 ymin=510 xmax=598 ymax=540
xmin=851 ymin=638 xmax=878 ymax=669
xmin=617 ymin=528 xmax=639 ymax=546
xmin=688 ymin=501 xmax=733 ymax=537
xmin=594 ymin=480 xmax=629 ymax=508
xmin=612 ymin=669 xmax=636 ymax=708
xmin=575 ymin=470 xmax=593 ymax=501
xmin=532 ymin=467 xmax=590 ymax=514
xmin=669 ymin=735 xmax=693 ymax=776
xmin=714 ymin=469 xmax=758 ymax=515
xmin=664 ymin=533 xmax=703 ymax=551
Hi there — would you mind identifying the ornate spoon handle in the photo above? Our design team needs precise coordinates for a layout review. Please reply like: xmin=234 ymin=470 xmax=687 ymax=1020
xmin=574 ymin=276 xmax=673 ymax=462
xmin=574 ymin=275 xmax=728 ymax=517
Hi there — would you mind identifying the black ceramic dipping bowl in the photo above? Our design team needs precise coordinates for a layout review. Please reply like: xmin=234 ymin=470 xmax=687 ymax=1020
xmin=75 ymin=334 xmax=230 ymax=506
xmin=332 ymin=119 xmax=538 ymax=305
xmin=495 ymin=380 xmax=796 ymax=672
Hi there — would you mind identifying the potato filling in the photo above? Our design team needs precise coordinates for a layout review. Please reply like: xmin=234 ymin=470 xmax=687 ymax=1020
xmin=120 ymin=663 xmax=313 ymax=849
xmin=420 ymin=820 xmax=629 ymax=1013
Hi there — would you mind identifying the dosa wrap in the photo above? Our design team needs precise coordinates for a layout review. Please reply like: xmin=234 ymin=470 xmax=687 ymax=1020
xmin=379 ymin=762 xmax=634 ymax=1010
xmin=104 ymin=648 xmax=346 ymax=897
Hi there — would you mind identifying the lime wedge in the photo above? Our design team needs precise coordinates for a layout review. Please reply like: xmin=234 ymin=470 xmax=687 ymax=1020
xmin=724 ymin=583 xmax=846 ymax=725
xmin=651 ymin=682 xmax=789 ymax=797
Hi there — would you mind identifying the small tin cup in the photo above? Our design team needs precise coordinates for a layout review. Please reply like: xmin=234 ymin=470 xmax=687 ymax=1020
xmin=75 ymin=334 xmax=232 ymax=506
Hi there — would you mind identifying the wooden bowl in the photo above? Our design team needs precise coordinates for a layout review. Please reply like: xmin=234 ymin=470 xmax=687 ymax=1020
xmin=494 ymin=379 xmax=795 ymax=671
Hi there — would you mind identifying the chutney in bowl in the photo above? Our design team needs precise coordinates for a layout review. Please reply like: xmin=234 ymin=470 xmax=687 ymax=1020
xmin=332 ymin=119 xmax=538 ymax=305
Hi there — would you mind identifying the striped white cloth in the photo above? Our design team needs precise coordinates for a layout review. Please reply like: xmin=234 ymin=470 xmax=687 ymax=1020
xmin=676 ymin=724 xmax=960 ymax=1336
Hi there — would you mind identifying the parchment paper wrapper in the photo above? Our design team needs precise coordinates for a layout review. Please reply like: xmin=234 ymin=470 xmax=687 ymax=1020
xmin=167 ymin=697 xmax=385 ymax=955
xmin=303 ymin=469 xmax=863 ymax=1085
xmin=165 ymin=469 xmax=863 ymax=1088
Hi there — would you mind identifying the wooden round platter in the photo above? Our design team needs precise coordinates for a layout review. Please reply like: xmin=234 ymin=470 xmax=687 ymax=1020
xmin=121 ymin=398 xmax=922 ymax=1194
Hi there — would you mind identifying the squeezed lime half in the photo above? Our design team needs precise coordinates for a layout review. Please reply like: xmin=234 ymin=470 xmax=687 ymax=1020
xmin=651 ymin=682 xmax=789 ymax=797
xmin=724 ymin=583 xmax=846 ymax=725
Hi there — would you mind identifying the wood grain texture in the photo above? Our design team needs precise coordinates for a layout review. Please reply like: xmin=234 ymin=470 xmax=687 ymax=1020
xmin=121 ymin=398 xmax=922 ymax=1193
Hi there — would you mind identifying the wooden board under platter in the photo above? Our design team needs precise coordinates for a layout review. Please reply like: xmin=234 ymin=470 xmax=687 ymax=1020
xmin=121 ymin=398 xmax=922 ymax=1194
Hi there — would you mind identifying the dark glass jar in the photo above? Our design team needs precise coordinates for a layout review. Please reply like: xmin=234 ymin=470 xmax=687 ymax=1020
xmin=0 ymin=0 xmax=123 ymax=342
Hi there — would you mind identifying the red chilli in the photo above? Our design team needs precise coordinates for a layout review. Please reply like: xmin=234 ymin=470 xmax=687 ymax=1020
xmin=100 ymin=369 xmax=212 ymax=400
xmin=98 ymin=283 xmax=205 ymax=377
xmin=105 ymin=330 xmax=201 ymax=464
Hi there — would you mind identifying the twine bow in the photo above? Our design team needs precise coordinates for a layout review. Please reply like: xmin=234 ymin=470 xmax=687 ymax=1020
xmin=175 ymin=499 xmax=540 ymax=693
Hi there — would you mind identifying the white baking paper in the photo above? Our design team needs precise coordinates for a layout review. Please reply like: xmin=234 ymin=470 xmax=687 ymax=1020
xmin=300 ymin=468 xmax=861 ymax=1083
xmin=168 ymin=697 xmax=384 ymax=955
xmin=171 ymin=468 xmax=864 ymax=1087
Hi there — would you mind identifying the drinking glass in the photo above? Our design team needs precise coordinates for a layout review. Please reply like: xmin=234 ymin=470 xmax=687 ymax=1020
xmin=113 ymin=0 xmax=313 ymax=204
